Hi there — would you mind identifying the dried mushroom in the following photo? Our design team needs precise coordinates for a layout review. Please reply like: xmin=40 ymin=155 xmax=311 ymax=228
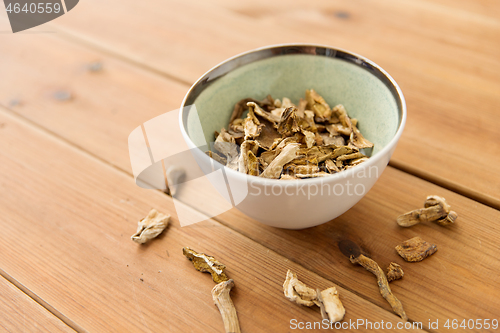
xmin=229 ymin=98 xmax=260 ymax=124
xmin=248 ymin=101 xmax=281 ymax=124
xmin=283 ymin=270 xmax=345 ymax=323
xmin=212 ymin=279 xmax=241 ymax=333
xmin=397 ymin=195 xmax=457 ymax=227
xmin=237 ymin=140 xmax=258 ymax=174
xmin=350 ymin=124 xmax=374 ymax=149
xmin=325 ymin=159 xmax=340 ymax=173
xmin=387 ymin=262 xmax=404 ymax=282
xmin=208 ymin=90 xmax=373 ymax=179
xmin=243 ymin=112 xmax=261 ymax=139
xmin=395 ymin=236 xmax=437 ymax=262
xmin=206 ymin=150 xmax=227 ymax=166
xmin=396 ymin=205 xmax=447 ymax=227
xmin=183 ymin=247 xmax=229 ymax=283
xmin=306 ymin=89 xmax=332 ymax=121
xmin=183 ymin=246 xmax=241 ymax=333
xmin=255 ymin=118 xmax=281 ymax=150
xmin=260 ymin=143 xmax=300 ymax=179
xmin=295 ymin=172 xmax=330 ymax=178
xmin=214 ymin=129 xmax=239 ymax=171
xmin=424 ymin=195 xmax=450 ymax=210
xmin=350 ymin=254 xmax=407 ymax=321
xmin=283 ymin=270 xmax=317 ymax=306
xmin=319 ymin=287 xmax=345 ymax=323
xmin=131 ymin=209 xmax=170 ymax=244
xmin=437 ymin=210 xmax=458 ymax=226
xmin=425 ymin=195 xmax=458 ymax=226
xmin=316 ymin=288 xmax=329 ymax=320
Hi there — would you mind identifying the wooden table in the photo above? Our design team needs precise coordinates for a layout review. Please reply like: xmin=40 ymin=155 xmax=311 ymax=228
xmin=1 ymin=0 xmax=499 ymax=332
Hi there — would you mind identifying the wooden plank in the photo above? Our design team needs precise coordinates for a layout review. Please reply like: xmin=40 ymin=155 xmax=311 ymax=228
xmin=0 ymin=277 xmax=74 ymax=333
xmin=0 ymin=31 xmax=187 ymax=173
xmin=0 ymin=110 xmax=422 ymax=332
xmin=39 ymin=0 xmax=500 ymax=205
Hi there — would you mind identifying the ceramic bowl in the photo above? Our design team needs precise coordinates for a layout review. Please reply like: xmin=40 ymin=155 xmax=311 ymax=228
xmin=180 ymin=44 xmax=406 ymax=229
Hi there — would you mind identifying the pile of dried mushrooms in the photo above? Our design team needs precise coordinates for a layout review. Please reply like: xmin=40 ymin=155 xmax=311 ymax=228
xmin=207 ymin=89 xmax=374 ymax=179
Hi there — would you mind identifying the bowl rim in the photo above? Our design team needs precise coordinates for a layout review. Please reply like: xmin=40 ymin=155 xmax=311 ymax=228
xmin=179 ymin=43 xmax=407 ymax=185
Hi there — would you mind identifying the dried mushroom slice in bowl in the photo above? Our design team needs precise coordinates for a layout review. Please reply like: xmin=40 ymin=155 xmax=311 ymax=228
xmin=206 ymin=89 xmax=374 ymax=180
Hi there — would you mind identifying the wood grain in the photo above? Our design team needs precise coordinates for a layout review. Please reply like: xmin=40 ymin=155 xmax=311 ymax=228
xmin=44 ymin=0 xmax=500 ymax=205
xmin=0 ymin=109 xmax=422 ymax=332
xmin=1 ymin=2 xmax=499 ymax=331
xmin=0 ymin=25 xmax=499 ymax=331
xmin=0 ymin=277 xmax=74 ymax=333
xmin=0 ymin=31 xmax=187 ymax=174
xmin=178 ymin=166 xmax=500 ymax=332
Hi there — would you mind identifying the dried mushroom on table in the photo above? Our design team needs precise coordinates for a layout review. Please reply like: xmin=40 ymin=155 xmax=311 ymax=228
xmin=386 ymin=262 xmax=404 ymax=282
xmin=395 ymin=236 xmax=437 ymax=262
xmin=397 ymin=195 xmax=458 ymax=227
xmin=182 ymin=247 xmax=229 ymax=283
xmin=183 ymin=247 xmax=240 ymax=333
xmin=206 ymin=90 xmax=374 ymax=179
xmin=131 ymin=209 xmax=170 ymax=244
xmin=212 ymin=279 xmax=241 ymax=333
xmin=350 ymin=254 xmax=407 ymax=321
xmin=283 ymin=270 xmax=345 ymax=323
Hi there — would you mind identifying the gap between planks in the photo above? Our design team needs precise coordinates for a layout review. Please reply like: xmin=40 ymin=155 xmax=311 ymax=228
xmin=0 ymin=269 xmax=84 ymax=333
xmin=40 ymin=22 xmax=500 ymax=213
xmin=0 ymin=104 xmax=430 ymax=332
xmin=389 ymin=160 xmax=500 ymax=211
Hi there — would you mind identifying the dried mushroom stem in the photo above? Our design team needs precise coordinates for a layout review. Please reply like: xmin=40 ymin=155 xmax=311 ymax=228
xmin=131 ymin=209 xmax=170 ymax=244
xmin=395 ymin=236 xmax=437 ymax=262
xmin=182 ymin=247 xmax=229 ymax=283
xmin=387 ymin=262 xmax=404 ymax=282
xmin=397 ymin=195 xmax=458 ymax=227
xmin=212 ymin=279 xmax=241 ymax=333
xmin=397 ymin=204 xmax=447 ymax=227
xmin=350 ymin=254 xmax=407 ymax=321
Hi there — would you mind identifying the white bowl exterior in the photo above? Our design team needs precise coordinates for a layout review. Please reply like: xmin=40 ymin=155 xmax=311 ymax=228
xmin=231 ymin=160 xmax=388 ymax=229
xmin=180 ymin=44 xmax=406 ymax=229
xmin=183 ymin=129 xmax=400 ymax=229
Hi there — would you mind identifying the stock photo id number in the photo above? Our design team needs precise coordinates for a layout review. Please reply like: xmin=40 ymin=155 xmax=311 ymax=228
xmin=3 ymin=0 xmax=78 ymax=32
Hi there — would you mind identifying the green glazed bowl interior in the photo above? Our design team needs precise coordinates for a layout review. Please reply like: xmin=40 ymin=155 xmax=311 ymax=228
xmin=186 ymin=52 xmax=400 ymax=157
